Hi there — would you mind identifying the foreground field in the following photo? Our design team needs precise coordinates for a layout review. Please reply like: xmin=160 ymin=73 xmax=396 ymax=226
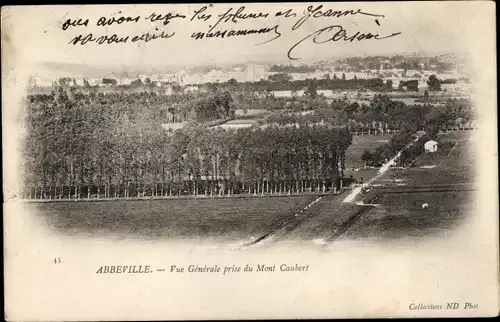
xmin=268 ymin=193 xmax=362 ymax=242
xmin=342 ymin=190 xmax=473 ymax=241
xmin=336 ymin=130 xmax=476 ymax=242
xmin=268 ymin=131 xmax=476 ymax=244
xmin=29 ymin=196 xmax=316 ymax=242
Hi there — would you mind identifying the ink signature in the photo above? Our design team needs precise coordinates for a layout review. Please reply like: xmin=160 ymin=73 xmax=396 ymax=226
xmin=287 ymin=24 xmax=402 ymax=60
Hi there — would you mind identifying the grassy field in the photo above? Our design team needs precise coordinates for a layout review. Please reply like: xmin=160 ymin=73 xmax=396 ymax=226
xmin=224 ymin=119 xmax=260 ymax=125
xmin=375 ymin=130 xmax=475 ymax=186
xmin=273 ymin=131 xmax=476 ymax=244
xmin=29 ymin=196 xmax=316 ymax=242
xmin=267 ymin=188 xmax=473 ymax=244
xmin=415 ymin=130 xmax=473 ymax=166
xmin=342 ymin=190 xmax=473 ymax=241
xmin=345 ymin=134 xmax=392 ymax=169
xmin=264 ymin=193 xmax=370 ymax=242
xmin=234 ymin=109 xmax=270 ymax=117
xmin=344 ymin=131 xmax=475 ymax=186
xmin=215 ymin=109 xmax=272 ymax=130
xmin=336 ymin=130 xmax=476 ymax=241
xmin=343 ymin=134 xmax=393 ymax=183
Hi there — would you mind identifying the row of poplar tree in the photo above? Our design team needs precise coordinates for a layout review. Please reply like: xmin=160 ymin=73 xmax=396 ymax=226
xmin=21 ymin=90 xmax=352 ymax=199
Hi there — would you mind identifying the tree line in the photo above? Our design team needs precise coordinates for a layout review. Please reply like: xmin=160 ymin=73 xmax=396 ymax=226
xmin=360 ymin=97 xmax=475 ymax=167
xmin=21 ymin=90 xmax=352 ymax=199
xmin=267 ymin=95 xmax=474 ymax=133
xmin=205 ymin=77 xmax=393 ymax=93
xmin=21 ymin=87 xmax=474 ymax=200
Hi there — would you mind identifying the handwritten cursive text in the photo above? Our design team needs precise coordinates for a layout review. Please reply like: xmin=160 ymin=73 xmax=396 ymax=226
xmin=192 ymin=24 xmax=281 ymax=45
xmin=288 ymin=24 xmax=402 ymax=60
xmin=69 ymin=30 xmax=175 ymax=45
xmin=292 ymin=5 xmax=385 ymax=30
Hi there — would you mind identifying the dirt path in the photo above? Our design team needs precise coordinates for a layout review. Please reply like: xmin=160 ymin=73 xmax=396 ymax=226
xmin=245 ymin=195 xmax=325 ymax=246
xmin=342 ymin=132 xmax=424 ymax=204
xmin=245 ymin=132 xmax=428 ymax=247
xmin=246 ymin=193 xmax=361 ymax=246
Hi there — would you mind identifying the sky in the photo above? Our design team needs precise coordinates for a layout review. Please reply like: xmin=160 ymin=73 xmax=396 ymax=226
xmin=1 ymin=2 xmax=494 ymax=72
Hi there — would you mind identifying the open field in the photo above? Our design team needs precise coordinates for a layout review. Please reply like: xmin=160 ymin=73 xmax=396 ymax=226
xmin=345 ymin=134 xmax=392 ymax=169
xmin=28 ymin=196 xmax=316 ymax=242
xmin=269 ymin=193 xmax=362 ymax=241
xmin=269 ymin=131 xmax=477 ymax=244
xmin=216 ymin=122 xmax=255 ymax=130
xmin=343 ymin=134 xmax=393 ymax=183
xmin=223 ymin=119 xmax=260 ymax=125
xmin=216 ymin=118 xmax=260 ymax=130
xmin=331 ymin=130 xmax=476 ymax=242
xmin=344 ymin=168 xmax=380 ymax=185
xmin=234 ymin=109 xmax=270 ymax=117
xmin=214 ymin=109 xmax=272 ymax=130
xmin=415 ymin=130 xmax=473 ymax=167
xmin=374 ymin=130 xmax=475 ymax=186
xmin=341 ymin=190 xmax=473 ymax=241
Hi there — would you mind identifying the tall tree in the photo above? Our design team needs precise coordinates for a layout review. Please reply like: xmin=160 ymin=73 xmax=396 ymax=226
xmin=427 ymin=74 xmax=441 ymax=91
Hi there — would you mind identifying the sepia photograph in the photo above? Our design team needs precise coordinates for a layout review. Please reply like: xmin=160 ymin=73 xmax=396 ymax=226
xmin=2 ymin=2 xmax=498 ymax=320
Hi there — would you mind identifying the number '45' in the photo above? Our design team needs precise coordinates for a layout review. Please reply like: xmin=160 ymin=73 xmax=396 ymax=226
xmin=53 ymin=257 xmax=61 ymax=264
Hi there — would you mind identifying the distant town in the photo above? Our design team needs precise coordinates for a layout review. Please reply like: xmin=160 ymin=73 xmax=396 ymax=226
xmin=28 ymin=53 xmax=472 ymax=100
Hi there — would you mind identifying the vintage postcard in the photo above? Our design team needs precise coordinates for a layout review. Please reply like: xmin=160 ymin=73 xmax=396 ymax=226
xmin=2 ymin=1 xmax=499 ymax=320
